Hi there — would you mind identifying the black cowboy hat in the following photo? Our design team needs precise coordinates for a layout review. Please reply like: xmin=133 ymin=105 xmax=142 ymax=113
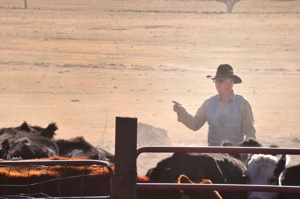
xmin=206 ymin=64 xmax=242 ymax=84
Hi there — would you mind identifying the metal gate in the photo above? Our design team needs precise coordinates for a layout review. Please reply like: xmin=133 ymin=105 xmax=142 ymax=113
xmin=114 ymin=117 xmax=300 ymax=199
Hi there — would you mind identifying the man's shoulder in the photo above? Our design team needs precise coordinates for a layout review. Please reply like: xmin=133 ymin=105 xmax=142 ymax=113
xmin=233 ymin=92 xmax=248 ymax=102
xmin=235 ymin=94 xmax=252 ymax=108
xmin=207 ymin=94 xmax=219 ymax=100
xmin=200 ymin=95 xmax=217 ymax=109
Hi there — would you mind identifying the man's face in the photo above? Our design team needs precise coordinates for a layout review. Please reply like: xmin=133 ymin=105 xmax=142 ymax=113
xmin=213 ymin=78 xmax=233 ymax=93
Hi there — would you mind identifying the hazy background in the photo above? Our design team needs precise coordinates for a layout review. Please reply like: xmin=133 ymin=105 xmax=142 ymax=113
xmin=1 ymin=0 xmax=299 ymax=174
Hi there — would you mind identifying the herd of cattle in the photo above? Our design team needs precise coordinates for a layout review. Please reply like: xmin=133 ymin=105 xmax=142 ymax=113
xmin=0 ymin=121 xmax=299 ymax=199
xmin=0 ymin=121 xmax=115 ymax=162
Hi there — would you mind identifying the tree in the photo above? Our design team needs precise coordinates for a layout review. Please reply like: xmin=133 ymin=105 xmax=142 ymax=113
xmin=216 ymin=0 xmax=241 ymax=13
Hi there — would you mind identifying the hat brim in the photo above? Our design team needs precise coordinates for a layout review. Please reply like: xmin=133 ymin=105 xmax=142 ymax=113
xmin=206 ymin=74 xmax=242 ymax=84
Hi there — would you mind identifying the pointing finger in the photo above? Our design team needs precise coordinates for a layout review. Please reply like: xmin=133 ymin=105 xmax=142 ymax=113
xmin=172 ymin=101 xmax=180 ymax=105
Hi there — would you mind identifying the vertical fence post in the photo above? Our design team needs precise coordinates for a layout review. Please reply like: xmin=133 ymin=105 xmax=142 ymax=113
xmin=114 ymin=117 xmax=137 ymax=199
xmin=24 ymin=0 xmax=27 ymax=9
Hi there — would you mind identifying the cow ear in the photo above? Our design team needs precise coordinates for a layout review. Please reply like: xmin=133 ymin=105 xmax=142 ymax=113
xmin=274 ymin=154 xmax=288 ymax=177
xmin=1 ymin=139 xmax=11 ymax=150
xmin=40 ymin=123 xmax=58 ymax=139
xmin=19 ymin=121 xmax=32 ymax=132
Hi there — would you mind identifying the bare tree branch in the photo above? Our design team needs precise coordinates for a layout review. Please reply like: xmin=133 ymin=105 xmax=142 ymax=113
xmin=216 ymin=0 xmax=241 ymax=13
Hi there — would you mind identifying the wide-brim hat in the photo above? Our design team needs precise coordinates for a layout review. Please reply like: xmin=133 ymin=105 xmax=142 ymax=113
xmin=206 ymin=64 xmax=242 ymax=84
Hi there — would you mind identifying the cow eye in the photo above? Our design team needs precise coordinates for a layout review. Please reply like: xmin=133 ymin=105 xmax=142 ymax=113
xmin=269 ymin=177 xmax=277 ymax=184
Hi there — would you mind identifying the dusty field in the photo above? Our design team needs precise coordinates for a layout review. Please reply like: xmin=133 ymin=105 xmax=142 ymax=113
xmin=1 ymin=0 xmax=300 ymax=174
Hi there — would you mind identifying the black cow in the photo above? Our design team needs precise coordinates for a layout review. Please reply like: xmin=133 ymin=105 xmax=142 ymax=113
xmin=0 ymin=122 xmax=114 ymax=163
xmin=0 ymin=121 xmax=58 ymax=139
xmin=278 ymin=163 xmax=300 ymax=199
xmin=0 ymin=131 xmax=58 ymax=160
xmin=146 ymin=152 xmax=247 ymax=199
xmin=54 ymin=136 xmax=115 ymax=163
xmin=0 ymin=121 xmax=59 ymax=160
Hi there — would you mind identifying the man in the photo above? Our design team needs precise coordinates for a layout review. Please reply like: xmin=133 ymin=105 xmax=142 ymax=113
xmin=173 ymin=64 xmax=256 ymax=146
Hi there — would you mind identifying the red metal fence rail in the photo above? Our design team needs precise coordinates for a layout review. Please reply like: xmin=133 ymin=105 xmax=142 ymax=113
xmin=115 ymin=117 xmax=300 ymax=199
xmin=136 ymin=146 xmax=300 ymax=156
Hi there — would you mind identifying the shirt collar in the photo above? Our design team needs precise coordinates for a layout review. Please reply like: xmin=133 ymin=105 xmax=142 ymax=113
xmin=218 ymin=90 xmax=236 ymax=101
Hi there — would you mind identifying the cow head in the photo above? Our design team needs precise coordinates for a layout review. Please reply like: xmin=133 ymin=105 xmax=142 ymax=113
xmin=6 ymin=137 xmax=34 ymax=160
xmin=2 ymin=136 xmax=58 ymax=160
xmin=0 ymin=138 xmax=28 ymax=160
xmin=244 ymin=154 xmax=288 ymax=199
xmin=54 ymin=136 xmax=114 ymax=163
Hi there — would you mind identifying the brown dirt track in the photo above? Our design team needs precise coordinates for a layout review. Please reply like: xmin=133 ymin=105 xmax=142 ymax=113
xmin=0 ymin=0 xmax=300 ymax=174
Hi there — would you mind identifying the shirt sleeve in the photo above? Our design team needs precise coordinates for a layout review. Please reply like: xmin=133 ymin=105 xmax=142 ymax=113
xmin=177 ymin=100 xmax=208 ymax=131
xmin=240 ymin=98 xmax=256 ymax=140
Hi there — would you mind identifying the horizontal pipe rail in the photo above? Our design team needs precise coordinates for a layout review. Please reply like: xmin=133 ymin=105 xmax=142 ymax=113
xmin=137 ymin=183 xmax=300 ymax=193
xmin=0 ymin=160 xmax=112 ymax=168
xmin=136 ymin=146 xmax=300 ymax=157
xmin=3 ymin=196 xmax=110 ymax=199
xmin=136 ymin=146 xmax=300 ymax=193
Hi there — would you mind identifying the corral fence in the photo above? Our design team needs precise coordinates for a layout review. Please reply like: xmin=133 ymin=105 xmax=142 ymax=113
xmin=0 ymin=159 xmax=114 ymax=199
xmin=114 ymin=117 xmax=300 ymax=199
xmin=0 ymin=117 xmax=299 ymax=199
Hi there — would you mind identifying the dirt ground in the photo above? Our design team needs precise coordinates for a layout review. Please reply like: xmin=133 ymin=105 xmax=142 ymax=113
xmin=1 ymin=0 xmax=300 ymax=174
